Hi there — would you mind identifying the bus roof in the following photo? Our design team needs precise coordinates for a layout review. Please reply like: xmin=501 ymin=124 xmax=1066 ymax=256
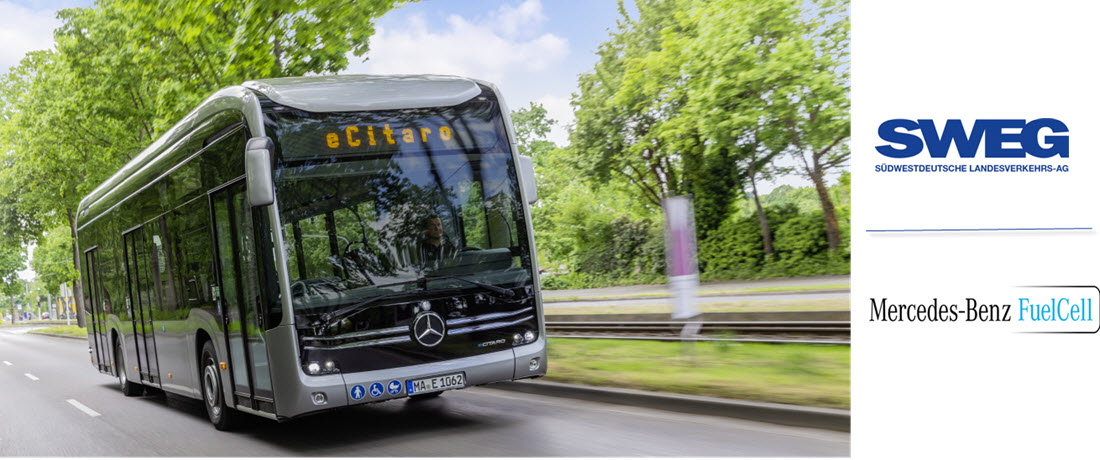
xmin=243 ymin=74 xmax=484 ymax=113
xmin=76 ymin=75 xmax=490 ymax=228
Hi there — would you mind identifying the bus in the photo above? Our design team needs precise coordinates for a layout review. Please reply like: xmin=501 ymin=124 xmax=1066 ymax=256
xmin=76 ymin=75 xmax=546 ymax=430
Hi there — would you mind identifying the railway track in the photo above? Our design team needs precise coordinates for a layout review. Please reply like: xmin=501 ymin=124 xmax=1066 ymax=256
xmin=546 ymin=319 xmax=851 ymax=344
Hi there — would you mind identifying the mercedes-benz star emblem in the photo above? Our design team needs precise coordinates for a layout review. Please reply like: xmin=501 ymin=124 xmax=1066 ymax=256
xmin=412 ymin=311 xmax=446 ymax=347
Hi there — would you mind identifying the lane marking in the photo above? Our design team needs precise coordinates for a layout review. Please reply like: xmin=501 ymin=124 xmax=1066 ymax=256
xmin=66 ymin=399 xmax=101 ymax=417
xmin=2 ymin=361 xmax=11 ymax=366
xmin=24 ymin=373 xmax=39 ymax=381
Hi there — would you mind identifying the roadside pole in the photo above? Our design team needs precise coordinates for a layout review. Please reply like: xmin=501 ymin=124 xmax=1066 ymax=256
xmin=662 ymin=195 xmax=701 ymax=360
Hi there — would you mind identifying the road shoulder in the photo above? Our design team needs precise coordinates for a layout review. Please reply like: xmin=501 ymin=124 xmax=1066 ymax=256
xmin=487 ymin=379 xmax=850 ymax=432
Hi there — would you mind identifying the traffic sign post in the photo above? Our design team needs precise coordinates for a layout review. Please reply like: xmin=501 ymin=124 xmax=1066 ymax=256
xmin=663 ymin=195 xmax=701 ymax=361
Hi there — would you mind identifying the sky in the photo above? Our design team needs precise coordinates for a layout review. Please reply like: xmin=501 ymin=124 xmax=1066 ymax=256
xmin=1 ymin=0 xmax=824 ymax=280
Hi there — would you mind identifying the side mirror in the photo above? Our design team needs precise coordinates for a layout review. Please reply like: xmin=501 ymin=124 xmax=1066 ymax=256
xmin=245 ymin=137 xmax=275 ymax=207
xmin=517 ymin=154 xmax=537 ymax=204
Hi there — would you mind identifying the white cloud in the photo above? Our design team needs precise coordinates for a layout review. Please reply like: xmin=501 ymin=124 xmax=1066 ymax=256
xmin=534 ymin=94 xmax=573 ymax=146
xmin=493 ymin=0 xmax=547 ymax=38
xmin=0 ymin=2 xmax=61 ymax=74
xmin=344 ymin=0 xmax=568 ymax=90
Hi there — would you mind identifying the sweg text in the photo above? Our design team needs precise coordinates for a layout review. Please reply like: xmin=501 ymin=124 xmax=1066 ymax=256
xmin=876 ymin=118 xmax=1068 ymax=159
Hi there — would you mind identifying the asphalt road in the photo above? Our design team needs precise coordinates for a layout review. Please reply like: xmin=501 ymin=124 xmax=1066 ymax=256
xmin=0 ymin=327 xmax=849 ymax=456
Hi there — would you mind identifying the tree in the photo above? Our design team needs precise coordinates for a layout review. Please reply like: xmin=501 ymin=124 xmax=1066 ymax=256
xmin=56 ymin=0 xmax=413 ymax=133
xmin=681 ymin=0 xmax=847 ymax=257
xmin=0 ymin=246 xmax=25 ymax=323
xmin=571 ymin=0 xmax=702 ymax=210
xmin=32 ymin=225 xmax=78 ymax=297
xmin=770 ymin=0 xmax=850 ymax=251
xmin=0 ymin=50 xmax=116 ymax=328
xmin=512 ymin=102 xmax=558 ymax=161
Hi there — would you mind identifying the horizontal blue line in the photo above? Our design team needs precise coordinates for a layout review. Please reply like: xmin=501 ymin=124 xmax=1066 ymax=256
xmin=867 ymin=227 xmax=1092 ymax=233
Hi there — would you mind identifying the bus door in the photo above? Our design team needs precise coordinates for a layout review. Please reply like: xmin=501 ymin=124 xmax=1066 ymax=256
xmin=209 ymin=180 xmax=275 ymax=410
xmin=83 ymin=247 xmax=109 ymax=373
xmin=122 ymin=227 xmax=160 ymax=384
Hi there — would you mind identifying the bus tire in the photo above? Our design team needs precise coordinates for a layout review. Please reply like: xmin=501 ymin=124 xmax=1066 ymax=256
xmin=114 ymin=338 xmax=142 ymax=397
xmin=200 ymin=341 xmax=238 ymax=431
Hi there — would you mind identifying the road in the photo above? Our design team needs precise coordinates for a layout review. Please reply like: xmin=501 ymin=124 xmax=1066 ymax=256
xmin=0 ymin=327 xmax=849 ymax=456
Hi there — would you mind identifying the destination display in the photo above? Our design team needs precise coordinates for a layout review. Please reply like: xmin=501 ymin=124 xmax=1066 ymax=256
xmin=270 ymin=101 xmax=509 ymax=161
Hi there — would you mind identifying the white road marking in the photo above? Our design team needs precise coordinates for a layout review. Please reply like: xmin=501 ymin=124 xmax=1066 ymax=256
xmin=2 ymin=361 xmax=11 ymax=366
xmin=66 ymin=399 xmax=101 ymax=417
xmin=24 ymin=373 xmax=39 ymax=381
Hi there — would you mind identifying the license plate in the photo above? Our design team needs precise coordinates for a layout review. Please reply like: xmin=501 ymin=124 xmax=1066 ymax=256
xmin=407 ymin=373 xmax=465 ymax=395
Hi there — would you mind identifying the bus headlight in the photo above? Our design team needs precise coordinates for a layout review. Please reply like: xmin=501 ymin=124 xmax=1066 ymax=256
xmin=305 ymin=359 xmax=340 ymax=375
xmin=524 ymin=330 xmax=536 ymax=342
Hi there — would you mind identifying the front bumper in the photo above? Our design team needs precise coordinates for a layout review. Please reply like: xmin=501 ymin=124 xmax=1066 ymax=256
xmin=267 ymin=325 xmax=546 ymax=419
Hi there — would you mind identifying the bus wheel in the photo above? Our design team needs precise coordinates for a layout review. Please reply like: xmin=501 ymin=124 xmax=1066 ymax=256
xmin=114 ymin=338 xmax=142 ymax=397
xmin=200 ymin=341 xmax=238 ymax=430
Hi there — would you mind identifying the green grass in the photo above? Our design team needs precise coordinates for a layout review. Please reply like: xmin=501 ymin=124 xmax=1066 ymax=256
xmin=544 ymin=298 xmax=850 ymax=315
xmin=545 ymin=338 xmax=850 ymax=409
xmin=31 ymin=325 xmax=88 ymax=337
xmin=543 ymin=283 xmax=850 ymax=302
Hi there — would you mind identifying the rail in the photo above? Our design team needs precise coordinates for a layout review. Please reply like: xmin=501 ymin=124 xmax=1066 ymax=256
xmin=546 ymin=319 xmax=851 ymax=345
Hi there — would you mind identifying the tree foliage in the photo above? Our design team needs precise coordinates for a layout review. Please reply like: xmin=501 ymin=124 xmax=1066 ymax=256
xmin=541 ymin=0 xmax=849 ymax=288
xmin=0 ymin=0 xmax=408 ymax=326
xmin=571 ymin=0 xmax=702 ymax=209
xmin=32 ymin=225 xmax=78 ymax=296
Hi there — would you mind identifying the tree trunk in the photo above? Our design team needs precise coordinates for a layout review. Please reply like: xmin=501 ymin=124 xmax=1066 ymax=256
xmin=749 ymin=173 xmax=773 ymax=257
xmin=67 ymin=208 xmax=86 ymax=328
xmin=808 ymin=171 xmax=841 ymax=251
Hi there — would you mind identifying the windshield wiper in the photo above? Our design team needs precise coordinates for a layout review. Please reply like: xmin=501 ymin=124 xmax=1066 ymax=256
xmin=311 ymin=279 xmax=422 ymax=331
xmin=424 ymin=274 xmax=515 ymax=298
xmin=309 ymin=275 xmax=515 ymax=333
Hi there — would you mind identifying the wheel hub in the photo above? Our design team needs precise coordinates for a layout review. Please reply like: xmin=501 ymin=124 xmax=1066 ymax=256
xmin=204 ymin=364 xmax=221 ymax=417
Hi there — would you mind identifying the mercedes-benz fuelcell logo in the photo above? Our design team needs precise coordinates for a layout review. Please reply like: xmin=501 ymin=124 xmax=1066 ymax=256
xmin=412 ymin=311 xmax=446 ymax=347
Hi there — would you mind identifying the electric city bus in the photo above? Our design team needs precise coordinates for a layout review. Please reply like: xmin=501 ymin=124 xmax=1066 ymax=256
xmin=76 ymin=75 xmax=546 ymax=430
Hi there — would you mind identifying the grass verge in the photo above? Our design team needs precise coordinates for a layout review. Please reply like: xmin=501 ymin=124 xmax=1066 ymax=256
xmin=32 ymin=325 xmax=88 ymax=337
xmin=545 ymin=338 xmax=850 ymax=409
xmin=544 ymin=298 xmax=850 ymax=315
xmin=543 ymin=283 xmax=850 ymax=302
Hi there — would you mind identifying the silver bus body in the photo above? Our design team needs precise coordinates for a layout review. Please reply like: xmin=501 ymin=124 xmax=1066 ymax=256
xmin=76 ymin=75 xmax=546 ymax=423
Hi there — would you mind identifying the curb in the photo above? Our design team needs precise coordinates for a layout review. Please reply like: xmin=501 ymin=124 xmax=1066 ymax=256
xmin=27 ymin=332 xmax=87 ymax=341
xmin=543 ymin=288 xmax=850 ymax=304
xmin=486 ymin=380 xmax=850 ymax=432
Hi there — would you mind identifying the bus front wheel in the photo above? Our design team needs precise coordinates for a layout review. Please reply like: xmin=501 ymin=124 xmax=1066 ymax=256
xmin=200 ymin=341 xmax=238 ymax=431
xmin=114 ymin=338 xmax=142 ymax=397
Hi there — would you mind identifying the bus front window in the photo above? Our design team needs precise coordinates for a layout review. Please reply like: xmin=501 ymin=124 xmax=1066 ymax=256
xmin=267 ymin=96 xmax=534 ymax=328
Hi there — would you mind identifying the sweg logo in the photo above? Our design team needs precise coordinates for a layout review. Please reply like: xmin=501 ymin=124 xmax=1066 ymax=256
xmin=876 ymin=119 xmax=1068 ymax=159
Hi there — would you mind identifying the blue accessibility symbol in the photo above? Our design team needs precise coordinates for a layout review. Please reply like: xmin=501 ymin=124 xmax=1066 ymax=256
xmin=350 ymin=384 xmax=366 ymax=401
xmin=369 ymin=382 xmax=384 ymax=398
xmin=387 ymin=380 xmax=402 ymax=395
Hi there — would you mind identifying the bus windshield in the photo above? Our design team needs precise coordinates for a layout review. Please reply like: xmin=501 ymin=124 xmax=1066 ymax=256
xmin=266 ymin=97 xmax=533 ymax=322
